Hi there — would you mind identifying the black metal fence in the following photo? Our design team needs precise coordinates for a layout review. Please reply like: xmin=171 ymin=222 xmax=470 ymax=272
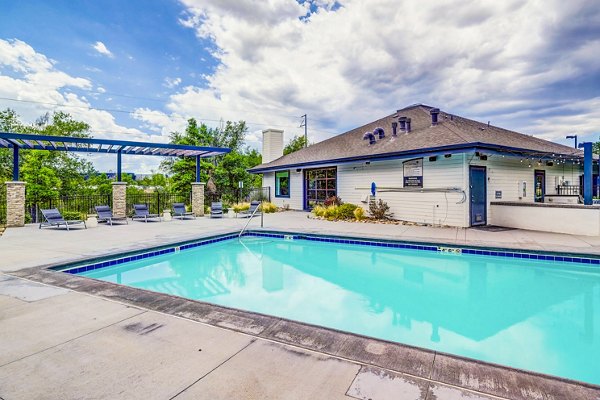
xmin=26 ymin=194 xmax=112 ymax=224
xmin=204 ymin=187 xmax=270 ymax=207
xmin=0 ymin=184 xmax=6 ymax=226
xmin=246 ymin=187 xmax=271 ymax=203
xmin=126 ymin=192 xmax=191 ymax=216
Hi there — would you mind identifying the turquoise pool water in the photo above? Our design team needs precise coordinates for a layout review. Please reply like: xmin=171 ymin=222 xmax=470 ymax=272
xmin=79 ymin=236 xmax=600 ymax=385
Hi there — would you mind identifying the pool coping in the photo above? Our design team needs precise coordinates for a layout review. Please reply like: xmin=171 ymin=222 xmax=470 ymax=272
xmin=8 ymin=229 xmax=600 ymax=400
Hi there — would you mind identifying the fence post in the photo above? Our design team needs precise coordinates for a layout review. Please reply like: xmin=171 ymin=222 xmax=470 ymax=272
xmin=191 ymin=183 xmax=205 ymax=217
xmin=112 ymin=182 xmax=127 ymax=217
xmin=5 ymin=181 xmax=26 ymax=227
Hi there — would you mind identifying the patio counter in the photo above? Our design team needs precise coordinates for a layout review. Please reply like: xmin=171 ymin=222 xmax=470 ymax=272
xmin=490 ymin=201 xmax=600 ymax=236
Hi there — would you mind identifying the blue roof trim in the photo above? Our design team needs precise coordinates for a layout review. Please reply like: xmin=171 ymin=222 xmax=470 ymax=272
xmin=248 ymin=142 xmax=585 ymax=173
xmin=0 ymin=132 xmax=230 ymax=158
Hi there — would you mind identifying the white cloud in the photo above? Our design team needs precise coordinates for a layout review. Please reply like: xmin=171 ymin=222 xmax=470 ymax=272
xmin=134 ymin=0 xmax=600 ymax=148
xmin=92 ymin=41 xmax=114 ymax=58
xmin=163 ymin=77 xmax=182 ymax=89
xmin=0 ymin=38 xmax=165 ymax=172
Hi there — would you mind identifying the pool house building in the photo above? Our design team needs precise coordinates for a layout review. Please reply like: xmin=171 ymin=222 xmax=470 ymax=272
xmin=250 ymin=104 xmax=599 ymax=236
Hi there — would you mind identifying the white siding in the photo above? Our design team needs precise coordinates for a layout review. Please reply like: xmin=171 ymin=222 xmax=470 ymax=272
xmin=263 ymin=170 xmax=304 ymax=210
xmin=260 ymin=153 xmax=584 ymax=229
xmin=468 ymin=153 xmax=583 ymax=226
xmin=338 ymin=155 xmax=468 ymax=227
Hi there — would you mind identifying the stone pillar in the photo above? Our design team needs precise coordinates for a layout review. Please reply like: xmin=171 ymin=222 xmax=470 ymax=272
xmin=6 ymin=181 xmax=26 ymax=227
xmin=191 ymin=182 xmax=205 ymax=217
xmin=112 ymin=182 xmax=127 ymax=217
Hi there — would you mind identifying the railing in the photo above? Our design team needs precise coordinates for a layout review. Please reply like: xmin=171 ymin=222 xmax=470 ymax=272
xmin=126 ymin=192 xmax=191 ymax=216
xmin=26 ymin=194 xmax=112 ymax=224
xmin=556 ymin=185 xmax=581 ymax=196
xmin=0 ymin=183 xmax=6 ymax=227
xmin=238 ymin=203 xmax=263 ymax=238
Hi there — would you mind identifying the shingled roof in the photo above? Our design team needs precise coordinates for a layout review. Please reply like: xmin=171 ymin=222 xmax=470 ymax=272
xmin=250 ymin=104 xmax=583 ymax=173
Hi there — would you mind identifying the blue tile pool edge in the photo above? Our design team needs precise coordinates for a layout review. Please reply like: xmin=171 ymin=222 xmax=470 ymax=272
xmin=55 ymin=230 xmax=600 ymax=275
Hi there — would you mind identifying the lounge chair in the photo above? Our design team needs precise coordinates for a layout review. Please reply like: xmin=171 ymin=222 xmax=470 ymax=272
xmin=172 ymin=203 xmax=195 ymax=220
xmin=210 ymin=202 xmax=223 ymax=218
xmin=238 ymin=201 xmax=261 ymax=218
xmin=131 ymin=204 xmax=161 ymax=223
xmin=39 ymin=208 xmax=86 ymax=231
xmin=95 ymin=205 xmax=128 ymax=226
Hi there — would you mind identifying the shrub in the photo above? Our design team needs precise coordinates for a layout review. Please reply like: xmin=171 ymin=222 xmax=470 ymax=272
xmin=260 ymin=202 xmax=278 ymax=213
xmin=369 ymin=199 xmax=393 ymax=220
xmin=62 ymin=211 xmax=84 ymax=221
xmin=323 ymin=205 xmax=338 ymax=219
xmin=312 ymin=205 xmax=326 ymax=217
xmin=232 ymin=203 xmax=250 ymax=213
xmin=204 ymin=205 xmax=210 ymax=214
xmin=324 ymin=196 xmax=343 ymax=207
xmin=336 ymin=203 xmax=358 ymax=219
xmin=353 ymin=206 xmax=365 ymax=221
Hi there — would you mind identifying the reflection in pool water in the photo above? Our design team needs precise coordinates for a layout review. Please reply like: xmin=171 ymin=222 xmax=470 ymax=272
xmin=81 ymin=236 xmax=600 ymax=385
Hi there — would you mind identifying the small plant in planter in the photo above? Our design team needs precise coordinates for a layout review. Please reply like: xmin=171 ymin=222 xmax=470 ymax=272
xmin=312 ymin=205 xmax=326 ymax=217
xmin=369 ymin=199 xmax=393 ymax=220
xmin=260 ymin=202 xmax=278 ymax=213
xmin=233 ymin=203 xmax=250 ymax=213
xmin=62 ymin=211 xmax=84 ymax=221
xmin=324 ymin=196 xmax=343 ymax=207
xmin=353 ymin=206 xmax=365 ymax=221
xmin=336 ymin=203 xmax=358 ymax=219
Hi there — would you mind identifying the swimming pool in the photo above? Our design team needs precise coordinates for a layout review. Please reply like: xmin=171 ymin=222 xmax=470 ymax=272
xmin=69 ymin=233 xmax=600 ymax=385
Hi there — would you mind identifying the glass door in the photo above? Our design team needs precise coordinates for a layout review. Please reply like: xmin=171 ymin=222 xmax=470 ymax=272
xmin=534 ymin=170 xmax=545 ymax=203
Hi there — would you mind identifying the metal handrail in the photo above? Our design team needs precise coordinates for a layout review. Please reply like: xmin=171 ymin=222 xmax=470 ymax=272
xmin=238 ymin=203 xmax=263 ymax=238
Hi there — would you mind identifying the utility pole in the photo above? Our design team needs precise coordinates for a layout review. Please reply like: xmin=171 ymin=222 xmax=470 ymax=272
xmin=300 ymin=114 xmax=307 ymax=148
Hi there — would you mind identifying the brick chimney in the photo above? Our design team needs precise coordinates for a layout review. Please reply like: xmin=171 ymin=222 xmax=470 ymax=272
xmin=262 ymin=129 xmax=284 ymax=163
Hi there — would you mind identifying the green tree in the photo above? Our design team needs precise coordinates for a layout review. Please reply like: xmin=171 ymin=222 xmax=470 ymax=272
xmin=284 ymin=135 xmax=308 ymax=155
xmin=164 ymin=119 xmax=262 ymax=202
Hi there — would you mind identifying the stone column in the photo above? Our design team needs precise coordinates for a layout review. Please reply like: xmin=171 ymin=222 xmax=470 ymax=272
xmin=6 ymin=181 xmax=26 ymax=227
xmin=191 ymin=182 xmax=205 ymax=217
xmin=112 ymin=182 xmax=127 ymax=217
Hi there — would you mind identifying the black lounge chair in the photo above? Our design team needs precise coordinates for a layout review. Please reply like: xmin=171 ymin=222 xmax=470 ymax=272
xmin=172 ymin=203 xmax=195 ymax=220
xmin=238 ymin=201 xmax=261 ymax=218
xmin=210 ymin=202 xmax=223 ymax=218
xmin=132 ymin=204 xmax=161 ymax=223
xmin=39 ymin=208 xmax=86 ymax=231
xmin=95 ymin=205 xmax=128 ymax=226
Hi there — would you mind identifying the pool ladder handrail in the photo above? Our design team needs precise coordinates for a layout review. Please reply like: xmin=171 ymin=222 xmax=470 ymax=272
xmin=238 ymin=202 xmax=263 ymax=238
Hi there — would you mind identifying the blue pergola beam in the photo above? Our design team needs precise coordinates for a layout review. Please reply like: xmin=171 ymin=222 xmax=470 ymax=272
xmin=579 ymin=142 xmax=593 ymax=205
xmin=0 ymin=132 xmax=230 ymax=157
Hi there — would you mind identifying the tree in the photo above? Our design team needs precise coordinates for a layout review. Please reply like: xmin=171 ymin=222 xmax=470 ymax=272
xmin=284 ymin=135 xmax=308 ymax=155
xmin=0 ymin=109 xmax=97 ymax=198
xmin=164 ymin=118 xmax=263 ymax=202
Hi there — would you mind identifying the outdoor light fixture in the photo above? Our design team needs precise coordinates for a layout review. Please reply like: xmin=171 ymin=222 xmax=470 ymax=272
xmin=566 ymin=134 xmax=578 ymax=148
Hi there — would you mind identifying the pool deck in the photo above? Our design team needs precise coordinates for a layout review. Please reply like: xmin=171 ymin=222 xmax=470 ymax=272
xmin=1 ymin=212 xmax=600 ymax=399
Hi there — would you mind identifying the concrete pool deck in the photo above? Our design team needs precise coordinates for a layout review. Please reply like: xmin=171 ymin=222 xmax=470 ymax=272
xmin=1 ymin=212 xmax=600 ymax=399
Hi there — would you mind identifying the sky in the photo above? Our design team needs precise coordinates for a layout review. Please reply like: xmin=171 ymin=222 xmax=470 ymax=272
xmin=0 ymin=0 xmax=599 ymax=173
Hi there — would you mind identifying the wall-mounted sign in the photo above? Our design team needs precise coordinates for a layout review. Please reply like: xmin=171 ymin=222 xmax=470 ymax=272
xmin=495 ymin=190 xmax=502 ymax=199
xmin=403 ymin=158 xmax=423 ymax=187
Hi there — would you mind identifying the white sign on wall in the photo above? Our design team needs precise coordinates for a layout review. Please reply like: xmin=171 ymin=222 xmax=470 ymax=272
xmin=403 ymin=158 xmax=423 ymax=187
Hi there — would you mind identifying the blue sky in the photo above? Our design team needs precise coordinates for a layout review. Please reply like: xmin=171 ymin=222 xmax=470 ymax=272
xmin=0 ymin=0 xmax=599 ymax=173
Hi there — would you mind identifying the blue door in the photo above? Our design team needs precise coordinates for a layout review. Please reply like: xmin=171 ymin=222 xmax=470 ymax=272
xmin=469 ymin=166 xmax=487 ymax=226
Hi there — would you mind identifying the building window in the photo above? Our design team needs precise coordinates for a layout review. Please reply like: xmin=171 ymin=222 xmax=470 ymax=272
xmin=275 ymin=171 xmax=290 ymax=197
xmin=305 ymin=167 xmax=336 ymax=208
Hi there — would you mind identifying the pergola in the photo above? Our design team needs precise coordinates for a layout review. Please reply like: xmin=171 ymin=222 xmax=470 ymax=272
xmin=0 ymin=132 xmax=230 ymax=181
